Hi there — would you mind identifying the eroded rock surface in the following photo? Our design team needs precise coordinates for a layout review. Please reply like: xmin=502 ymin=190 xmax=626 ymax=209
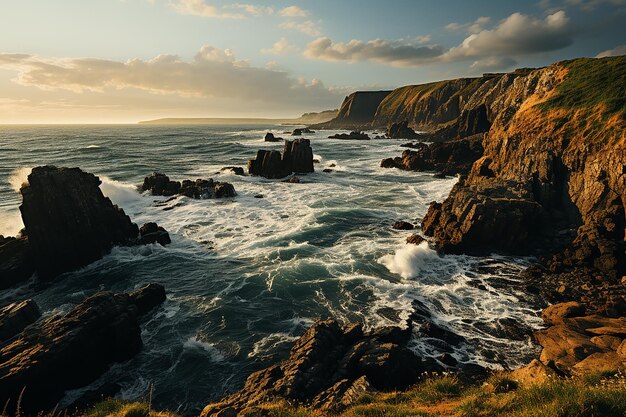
xmin=248 ymin=139 xmax=314 ymax=179
xmin=141 ymin=172 xmax=236 ymax=199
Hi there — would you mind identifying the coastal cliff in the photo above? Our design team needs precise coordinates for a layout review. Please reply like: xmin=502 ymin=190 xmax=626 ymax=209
xmin=311 ymin=91 xmax=391 ymax=129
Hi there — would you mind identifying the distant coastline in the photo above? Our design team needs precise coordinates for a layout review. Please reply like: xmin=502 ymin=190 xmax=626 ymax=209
xmin=139 ymin=109 xmax=338 ymax=126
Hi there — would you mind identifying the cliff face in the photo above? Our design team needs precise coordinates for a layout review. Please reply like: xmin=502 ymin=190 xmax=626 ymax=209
xmin=421 ymin=57 xmax=626 ymax=311
xmin=311 ymin=91 xmax=391 ymax=129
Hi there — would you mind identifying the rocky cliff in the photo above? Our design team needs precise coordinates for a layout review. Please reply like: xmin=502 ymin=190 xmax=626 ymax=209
xmin=311 ymin=91 xmax=391 ymax=129
xmin=421 ymin=56 xmax=625 ymax=312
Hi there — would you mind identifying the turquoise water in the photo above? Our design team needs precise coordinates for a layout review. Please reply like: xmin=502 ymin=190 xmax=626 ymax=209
xmin=0 ymin=125 xmax=542 ymax=414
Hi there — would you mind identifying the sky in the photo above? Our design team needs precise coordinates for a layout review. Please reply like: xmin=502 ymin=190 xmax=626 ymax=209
xmin=0 ymin=0 xmax=625 ymax=123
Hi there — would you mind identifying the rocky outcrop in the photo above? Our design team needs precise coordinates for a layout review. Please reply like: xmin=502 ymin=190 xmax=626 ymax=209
xmin=393 ymin=221 xmax=414 ymax=230
xmin=328 ymin=131 xmax=370 ymax=140
xmin=0 ymin=299 xmax=41 ymax=342
xmin=201 ymin=320 xmax=438 ymax=416
xmin=141 ymin=173 xmax=236 ymax=199
xmin=420 ymin=57 xmax=625 ymax=311
xmin=264 ymin=132 xmax=282 ymax=142
xmin=427 ymin=104 xmax=492 ymax=142
xmin=311 ymin=91 xmax=392 ymax=129
xmin=387 ymin=121 xmax=421 ymax=139
xmin=0 ymin=235 xmax=34 ymax=289
xmin=220 ymin=166 xmax=245 ymax=176
xmin=0 ymin=284 xmax=165 ymax=415
xmin=248 ymin=139 xmax=314 ymax=179
xmin=381 ymin=134 xmax=484 ymax=176
xmin=19 ymin=166 xmax=141 ymax=278
xmin=138 ymin=222 xmax=171 ymax=246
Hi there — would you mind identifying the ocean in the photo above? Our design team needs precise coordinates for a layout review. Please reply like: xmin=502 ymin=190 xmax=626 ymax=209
xmin=0 ymin=125 xmax=542 ymax=414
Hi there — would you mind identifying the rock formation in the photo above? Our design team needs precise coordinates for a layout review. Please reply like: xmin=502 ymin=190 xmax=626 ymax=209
xmin=380 ymin=134 xmax=484 ymax=176
xmin=311 ymin=91 xmax=392 ymax=130
xmin=248 ymin=139 xmax=314 ymax=179
xmin=141 ymin=172 xmax=236 ymax=199
xmin=201 ymin=320 xmax=438 ymax=416
xmin=0 ymin=235 xmax=34 ymax=289
xmin=328 ymin=131 xmax=370 ymax=140
xmin=0 ymin=299 xmax=41 ymax=342
xmin=387 ymin=121 xmax=421 ymax=139
xmin=220 ymin=166 xmax=245 ymax=176
xmin=264 ymin=132 xmax=283 ymax=142
xmin=19 ymin=166 xmax=141 ymax=278
xmin=0 ymin=283 xmax=166 ymax=415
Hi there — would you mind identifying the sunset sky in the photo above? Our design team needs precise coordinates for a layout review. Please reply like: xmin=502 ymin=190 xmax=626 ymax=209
xmin=1 ymin=0 xmax=625 ymax=123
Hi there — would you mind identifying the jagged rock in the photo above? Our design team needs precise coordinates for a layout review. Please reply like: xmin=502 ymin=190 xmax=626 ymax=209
xmin=542 ymin=302 xmax=586 ymax=325
xmin=0 ymin=299 xmax=41 ymax=342
xmin=387 ymin=121 xmax=421 ymax=139
xmin=311 ymin=91 xmax=391 ymax=130
xmin=264 ymin=132 xmax=283 ymax=142
xmin=142 ymin=173 xmax=236 ymax=199
xmin=328 ymin=131 xmax=370 ymax=140
xmin=590 ymin=335 xmax=622 ymax=350
xmin=138 ymin=222 xmax=171 ymax=246
xmin=572 ymin=352 xmax=626 ymax=375
xmin=20 ymin=166 xmax=140 ymax=278
xmin=0 ymin=235 xmax=34 ymax=289
xmin=129 ymin=282 xmax=167 ymax=316
xmin=382 ymin=135 xmax=483 ymax=176
xmin=419 ymin=321 xmax=465 ymax=346
xmin=200 ymin=320 xmax=438 ymax=416
xmin=220 ymin=166 xmax=245 ymax=176
xmin=427 ymin=104 xmax=491 ymax=142
xmin=291 ymin=128 xmax=313 ymax=136
xmin=248 ymin=139 xmax=314 ymax=179
xmin=406 ymin=234 xmax=425 ymax=245
xmin=392 ymin=221 xmax=414 ymax=230
xmin=510 ymin=359 xmax=557 ymax=386
xmin=0 ymin=284 xmax=166 ymax=415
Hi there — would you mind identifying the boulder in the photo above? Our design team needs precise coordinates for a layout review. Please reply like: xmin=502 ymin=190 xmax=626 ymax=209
xmin=510 ymin=359 xmax=558 ymax=386
xmin=387 ymin=121 xmax=421 ymax=139
xmin=0 ymin=283 xmax=166 ymax=415
xmin=20 ymin=166 xmax=140 ymax=278
xmin=138 ymin=222 xmax=171 ymax=246
xmin=200 ymin=320 xmax=436 ymax=416
xmin=541 ymin=302 xmax=586 ymax=325
xmin=0 ymin=235 xmax=34 ymax=289
xmin=142 ymin=173 xmax=236 ymax=199
xmin=264 ymin=132 xmax=283 ymax=142
xmin=406 ymin=234 xmax=425 ymax=245
xmin=248 ymin=139 xmax=314 ymax=179
xmin=141 ymin=172 xmax=181 ymax=196
xmin=392 ymin=221 xmax=414 ymax=230
xmin=380 ymin=158 xmax=402 ymax=169
xmin=0 ymin=299 xmax=41 ymax=342
xmin=220 ymin=166 xmax=245 ymax=176
xmin=572 ymin=352 xmax=626 ymax=375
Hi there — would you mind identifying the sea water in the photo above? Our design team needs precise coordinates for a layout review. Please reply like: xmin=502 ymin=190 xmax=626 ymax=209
xmin=0 ymin=125 xmax=543 ymax=413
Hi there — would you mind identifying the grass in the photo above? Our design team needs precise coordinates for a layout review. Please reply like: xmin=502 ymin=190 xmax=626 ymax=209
xmin=71 ymin=372 xmax=626 ymax=417
xmin=539 ymin=56 xmax=626 ymax=116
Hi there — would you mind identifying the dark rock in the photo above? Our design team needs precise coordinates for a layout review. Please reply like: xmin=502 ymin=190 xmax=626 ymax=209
xmin=282 ymin=175 xmax=301 ymax=184
xmin=138 ymin=222 xmax=171 ymax=246
xmin=323 ymin=169 xmax=333 ymax=173
xmin=427 ymin=104 xmax=492 ymax=142
xmin=400 ymin=142 xmax=423 ymax=149
xmin=20 ymin=166 xmax=140 ymax=278
xmin=433 ymin=173 xmax=447 ymax=179
xmin=0 ymin=284 xmax=165 ymax=415
xmin=129 ymin=282 xmax=167 ymax=315
xmin=291 ymin=128 xmax=313 ymax=136
xmin=142 ymin=173 xmax=236 ymax=199
xmin=220 ymin=166 xmax=245 ymax=176
xmin=419 ymin=321 xmax=465 ymax=346
xmin=141 ymin=172 xmax=181 ymax=196
xmin=392 ymin=221 xmax=414 ymax=230
xmin=264 ymin=132 xmax=283 ymax=142
xmin=0 ymin=235 xmax=34 ymax=289
xmin=200 ymin=320 xmax=438 ymax=416
xmin=313 ymin=159 xmax=320 ymax=164
xmin=0 ymin=299 xmax=41 ymax=342
xmin=406 ymin=234 xmax=425 ymax=245
xmin=254 ymin=194 xmax=264 ymax=198
xmin=328 ymin=131 xmax=370 ymax=140
xmin=248 ymin=139 xmax=314 ymax=179
xmin=380 ymin=158 xmax=402 ymax=169
xmin=438 ymin=353 xmax=458 ymax=367
xmin=387 ymin=121 xmax=421 ymax=139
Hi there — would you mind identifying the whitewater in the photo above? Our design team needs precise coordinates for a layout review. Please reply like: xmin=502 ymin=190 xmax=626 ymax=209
xmin=0 ymin=125 xmax=543 ymax=413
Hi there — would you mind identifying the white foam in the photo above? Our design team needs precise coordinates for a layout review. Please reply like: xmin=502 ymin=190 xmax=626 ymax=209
xmin=248 ymin=332 xmax=298 ymax=358
xmin=378 ymin=242 xmax=442 ymax=279
xmin=8 ymin=166 xmax=31 ymax=192
xmin=183 ymin=336 xmax=226 ymax=362
xmin=0 ymin=211 xmax=24 ymax=236
xmin=99 ymin=176 xmax=143 ymax=209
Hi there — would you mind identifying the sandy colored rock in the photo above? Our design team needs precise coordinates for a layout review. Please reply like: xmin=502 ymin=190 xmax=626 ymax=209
xmin=510 ymin=359 xmax=558 ymax=386
xmin=572 ymin=352 xmax=626 ymax=375
xmin=541 ymin=302 xmax=586 ymax=325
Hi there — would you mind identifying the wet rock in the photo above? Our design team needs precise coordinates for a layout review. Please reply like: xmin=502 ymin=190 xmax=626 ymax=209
xmin=387 ymin=121 xmax=421 ymax=139
xmin=142 ymin=173 xmax=236 ymax=199
xmin=380 ymin=157 xmax=402 ymax=169
xmin=0 ymin=283 xmax=166 ymax=415
xmin=20 ymin=166 xmax=140 ymax=278
xmin=220 ymin=166 xmax=245 ymax=176
xmin=282 ymin=175 xmax=301 ymax=184
xmin=438 ymin=353 xmax=458 ymax=367
xmin=141 ymin=172 xmax=181 ymax=196
xmin=541 ymin=302 xmax=586 ymax=325
xmin=129 ymin=282 xmax=167 ymax=316
xmin=291 ymin=128 xmax=313 ymax=136
xmin=264 ymin=132 xmax=283 ymax=142
xmin=200 ymin=320 xmax=438 ymax=416
xmin=392 ymin=221 xmax=414 ymax=230
xmin=0 ymin=235 xmax=34 ymax=289
xmin=328 ymin=131 xmax=370 ymax=140
xmin=419 ymin=321 xmax=465 ymax=346
xmin=0 ymin=299 xmax=41 ymax=342
xmin=254 ymin=194 xmax=264 ymax=198
xmin=323 ymin=168 xmax=334 ymax=173
xmin=248 ymin=139 xmax=314 ymax=179
xmin=406 ymin=234 xmax=425 ymax=245
xmin=138 ymin=222 xmax=171 ymax=246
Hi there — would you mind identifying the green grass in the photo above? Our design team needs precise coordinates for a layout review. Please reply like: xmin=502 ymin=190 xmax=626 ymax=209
xmin=539 ymin=56 xmax=626 ymax=115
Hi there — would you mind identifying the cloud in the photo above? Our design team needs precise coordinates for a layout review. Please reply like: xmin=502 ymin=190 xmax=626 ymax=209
xmin=280 ymin=20 xmax=322 ymax=37
xmin=171 ymin=0 xmax=272 ymax=18
xmin=446 ymin=16 xmax=492 ymax=34
xmin=470 ymin=56 xmax=518 ymax=71
xmin=540 ymin=0 xmax=626 ymax=10
xmin=303 ymin=11 xmax=573 ymax=68
xmin=0 ymin=46 xmax=346 ymax=107
xmin=261 ymin=38 xmax=299 ymax=55
xmin=304 ymin=37 xmax=444 ymax=67
xmin=279 ymin=6 xmax=309 ymax=17
xmin=596 ymin=44 xmax=626 ymax=57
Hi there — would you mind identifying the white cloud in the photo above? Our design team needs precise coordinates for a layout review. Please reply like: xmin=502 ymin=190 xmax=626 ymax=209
xmin=171 ymin=0 xmax=273 ymax=18
xmin=596 ymin=44 xmax=626 ymax=57
xmin=446 ymin=16 xmax=492 ymax=34
xmin=0 ymin=46 xmax=345 ymax=107
xmin=470 ymin=56 xmax=518 ymax=71
xmin=279 ymin=5 xmax=309 ymax=17
xmin=304 ymin=11 xmax=573 ymax=68
xmin=280 ymin=20 xmax=322 ymax=37
xmin=261 ymin=38 xmax=299 ymax=55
